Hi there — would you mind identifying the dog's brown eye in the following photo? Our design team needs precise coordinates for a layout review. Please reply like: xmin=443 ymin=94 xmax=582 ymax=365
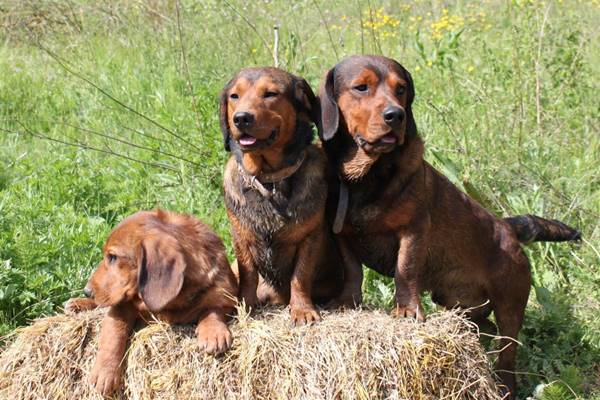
xmin=264 ymin=91 xmax=278 ymax=98
xmin=353 ymin=84 xmax=368 ymax=93
xmin=107 ymin=254 xmax=117 ymax=264
xmin=397 ymin=86 xmax=406 ymax=95
xmin=230 ymin=93 xmax=239 ymax=100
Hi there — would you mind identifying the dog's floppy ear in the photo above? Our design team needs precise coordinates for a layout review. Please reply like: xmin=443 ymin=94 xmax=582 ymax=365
xmin=317 ymin=67 xmax=339 ymax=141
xmin=292 ymin=75 xmax=317 ymax=122
xmin=219 ymin=79 xmax=234 ymax=151
xmin=138 ymin=234 xmax=186 ymax=312
xmin=400 ymin=65 xmax=417 ymax=139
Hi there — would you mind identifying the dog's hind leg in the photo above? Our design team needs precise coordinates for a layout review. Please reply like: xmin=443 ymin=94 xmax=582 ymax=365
xmin=489 ymin=258 xmax=531 ymax=399
xmin=257 ymin=277 xmax=288 ymax=306
xmin=326 ymin=236 xmax=363 ymax=309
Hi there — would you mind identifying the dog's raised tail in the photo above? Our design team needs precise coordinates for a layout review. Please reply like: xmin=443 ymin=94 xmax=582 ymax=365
xmin=504 ymin=214 xmax=581 ymax=244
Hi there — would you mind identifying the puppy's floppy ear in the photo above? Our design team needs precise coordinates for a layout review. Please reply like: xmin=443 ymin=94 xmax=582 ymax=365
xmin=401 ymin=65 xmax=417 ymax=139
xmin=317 ymin=67 xmax=339 ymax=141
xmin=138 ymin=234 xmax=186 ymax=312
xmin=292 ymin=75 xmax=317 ymax=122
xmin=219 ymin=79 xmax=234 ymax=151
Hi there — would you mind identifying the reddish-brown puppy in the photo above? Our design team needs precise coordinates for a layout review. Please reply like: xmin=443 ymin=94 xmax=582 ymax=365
xmin=220 ymin=67 xmax=344 ymax=325
xmin=318 ymin=55 xmax=580 ymax=397
xmin=65 ymin=209 xmax=237 ymax=396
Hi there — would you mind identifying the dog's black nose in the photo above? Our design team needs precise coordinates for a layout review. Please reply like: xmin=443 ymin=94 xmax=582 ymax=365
xmin=83 ymin=286 xmax=93 ymax=298
xmin=382 ymin=106 xmax=405 ymax=125
xmin=233 ymin=111 xmax=255 ymax=128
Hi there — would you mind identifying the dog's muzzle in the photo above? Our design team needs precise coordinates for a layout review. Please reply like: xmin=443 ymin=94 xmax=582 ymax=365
xmin=237 ymin=129 xmax=279 ymax=151
xmin=355 ymin=132 xmax=398 ymax=154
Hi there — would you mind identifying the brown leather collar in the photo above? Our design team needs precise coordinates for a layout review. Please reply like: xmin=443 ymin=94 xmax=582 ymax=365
xmin=257 ymin=150 xmax=307 ymax=183
xmin=239 ymin=150 xmax=307 ymax=198
xmin=332 ymin=178 xmax=348 ymax=234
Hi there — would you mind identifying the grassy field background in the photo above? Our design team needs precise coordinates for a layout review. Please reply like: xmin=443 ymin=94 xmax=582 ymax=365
xmin=1 ymin=0 xmax=598 ymax=398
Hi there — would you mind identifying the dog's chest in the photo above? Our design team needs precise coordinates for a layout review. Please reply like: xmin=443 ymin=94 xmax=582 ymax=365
xmin=227 ymin=177 xmax=317 ymax=237
xmin=344 ymin=180 xmax=416 ymax=233
xmin=225 ymin=168 xmax=325 ymax=286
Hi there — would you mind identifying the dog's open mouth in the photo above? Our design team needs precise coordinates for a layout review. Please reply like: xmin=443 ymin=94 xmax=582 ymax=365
xmin=379 ymin=133 xmax=397 ymax=145
xmin=237 ymin=129 xmax=278 ymax=150
xmin=239 ymin=134 xmax=257 ymax=146
xmin=356 ymin=132 xmax=398 ymax=153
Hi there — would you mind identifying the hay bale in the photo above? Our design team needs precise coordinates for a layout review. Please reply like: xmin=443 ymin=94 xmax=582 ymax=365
xmin=0 ymin=307 xmax=502 ymax=400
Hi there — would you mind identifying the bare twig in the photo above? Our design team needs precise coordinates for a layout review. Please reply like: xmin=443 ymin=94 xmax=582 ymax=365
xmin=29 ymin=36 xmax=202 ymax=152
xmin=273 ymin=25 xmax=279 ymax=67
xmin=4 ymin=124 xmax=180 ymax=175
xmin=229 ymin=15 xmax=259 ymax=64
xmin=174 ymin=0 xmax=202 ymax=134
xmin=356 ymin=0 xmax=365 ymax=54
xmin=222 ymin=0 xmax=272 ymax=54
xmin=425 ymin=100 xmax=466 ymax=155
xmin=115 ymin=122 xmax=170 ymax=144
xmin=519 ymin=162 xmax=599 ymax=219
xmin=133 ymin=0 xmax=173 ymax=23
xmin=56 ymin=121 xmax=200 ymax=166
xmin=366 ymin=0 xmax=382 ymax=54
xmin=312 ymin=0 xmax=340 ymax=59
xmin=534 ymin=6 xmax=550 ymax=136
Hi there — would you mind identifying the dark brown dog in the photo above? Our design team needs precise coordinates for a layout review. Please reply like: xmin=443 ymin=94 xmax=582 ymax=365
xmin=318 ymin=55 xmax=581 ymax=397
xmin=65 ymin=209 xmax=237 ymax=395
xmin=220 ymin=67 xmax=343 ymax=325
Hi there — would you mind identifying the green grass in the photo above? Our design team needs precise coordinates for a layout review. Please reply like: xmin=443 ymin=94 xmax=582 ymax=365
xmin=1 ymin=1 xmax=599 ymax=398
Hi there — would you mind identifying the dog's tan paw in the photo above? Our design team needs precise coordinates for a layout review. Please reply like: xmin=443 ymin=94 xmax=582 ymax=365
xmin=64 ymin=298 xmax=97 ymax=315
xmin=197 ymin=323 xmax=233 ymax=355
xmin=391 ymin=303 xmax=426 ymax=322
xmin=290 ymin=306 xmax=321 ymax=326
xmin=90 ymin=362 xmax=122 ymax=396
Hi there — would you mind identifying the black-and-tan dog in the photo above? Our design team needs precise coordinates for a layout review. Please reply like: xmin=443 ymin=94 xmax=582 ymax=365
xmin=220 ymin=67 xmax=343 ymax=325
xmin=317 ymin=55 xmax=581 ymax=397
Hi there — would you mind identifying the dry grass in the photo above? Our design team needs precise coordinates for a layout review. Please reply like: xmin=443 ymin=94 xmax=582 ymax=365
xmin=0 ymin=307 xmax=502 ymax=400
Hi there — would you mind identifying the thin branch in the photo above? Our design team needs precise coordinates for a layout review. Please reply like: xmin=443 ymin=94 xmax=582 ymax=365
xmin=57 ymin=121 xmax=201 ymax=166
xmin=174 ymin=0 xmax=202 ymax=134
xmin=133 ymin=0 xmax=173 ymax=23
xmin=222 ymin=0 xmax=272 ymax=54
xmin=4 ymin=124 xmax=180 ymax=175
xmin=29 ymin=36 xmax=202 ymax=152
xmin=425 ymin=100 xmax=466 ymax=155
xmin=366 ymin=0 xmax=382 ymax=54
xmin=116 ymin=122 xmax=171 ymax=144
xmin=356 ymin=0 xmax=365 ymax=54
xmin=312 ymin=0 xmax=339 ymax=59
xmin=519 ymin=162 xmax=599 ymax=220
xmin=273 ymin=25 xmax=280 ymax=67
xmin=534 ymin=6 xmax=550 ymax=136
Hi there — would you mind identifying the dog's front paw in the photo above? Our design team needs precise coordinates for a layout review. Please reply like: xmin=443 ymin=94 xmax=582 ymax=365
xmin=290 ymin=306 xmax=321 ymax=326
xmin=392 ymin=303 xmax=426 ymax=322
xmin=197 ymin=322 xmax=232 ymax=355
xmin=64 ymin=298 xmax=97 ymax=315
xmin=239 ymin=290 xmax=259 ymax=312
xmin=90 ymin=361 xmax=122 ymax=396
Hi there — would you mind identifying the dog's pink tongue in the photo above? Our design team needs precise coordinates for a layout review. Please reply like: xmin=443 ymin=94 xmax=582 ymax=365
xmin=381 ymin=133 xmax=396 ymax=144
xmin=239 ymin=135 xmax=257 ymax=146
